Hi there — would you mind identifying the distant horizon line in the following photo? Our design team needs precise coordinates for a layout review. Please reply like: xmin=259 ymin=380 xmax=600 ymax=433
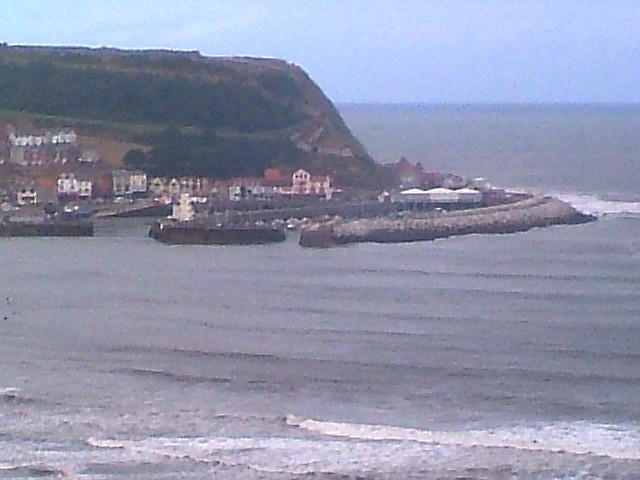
xmin=336 ymin=101 xmax=640 ymax=108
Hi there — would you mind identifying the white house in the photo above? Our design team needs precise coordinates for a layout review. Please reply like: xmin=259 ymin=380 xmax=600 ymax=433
xmin=290 ymin=169 xmax=332 ymax=200
xmin=16 ymin=187 xmax=38 ymax=206
xmin=112 ymin=169 xmax=147 ymax=197
xmin=129 ymin=171 xmax=147 ymax=194
xmin=228 ymin=178 xmax=268 ymax=201
xmin=57 ymin=173 xmax=77 ymax=198
xmin=58 ymin=173 xmax=93 ymax=200
xmin=9 ymin=129 xmax=78 ymax=148
xmin=148 ymin=177 xmax=210 ymax=198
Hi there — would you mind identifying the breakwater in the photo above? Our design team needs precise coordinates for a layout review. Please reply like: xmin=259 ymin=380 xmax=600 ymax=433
xmin=149 ymin=220 xmax=286 ymax=245
xmin=0 ymin=219 xmax=94 ymax=237
xmin=299 ymin=196 xmax=595 ymax=247
xmin=94 ymin=201 xmax=172 ymax=218
xmin=209 ymin=201 xmax=401 ymax=224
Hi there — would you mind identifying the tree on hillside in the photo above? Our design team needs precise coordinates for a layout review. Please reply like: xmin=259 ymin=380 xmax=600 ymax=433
xmin=122 ymin=149 xmax=148 ymax=169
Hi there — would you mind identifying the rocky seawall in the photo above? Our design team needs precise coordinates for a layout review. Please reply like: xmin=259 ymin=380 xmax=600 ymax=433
xmin=0 ymin=220 xmax=94 ymax=237
xmin=299 ymin=196 xmax=595 ymax=247
xmin=149 ymin=220 xmax=286 ymax=245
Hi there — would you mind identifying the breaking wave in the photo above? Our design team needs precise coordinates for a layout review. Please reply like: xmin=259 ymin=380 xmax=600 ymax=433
xmin=286 ymin=416 xmax=640 ymax=460
xmin=114 ymin=367 xmax=232 ymax=385
xmin=506 ymin=186 xmax=640 ymax=218
xmin=553 ymin=193 xmax=640 ymax=218
xmin=0 ymin=387 xmax=38 ymax=406
xmin=82 ymin=417 xmax=640 ymax=478
xmin=0 ymin=462 xmax=70 ymax=477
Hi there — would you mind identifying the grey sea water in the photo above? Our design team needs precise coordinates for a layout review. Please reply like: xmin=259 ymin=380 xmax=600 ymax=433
xmin=1 ymin=105 xmax=639 ymax=479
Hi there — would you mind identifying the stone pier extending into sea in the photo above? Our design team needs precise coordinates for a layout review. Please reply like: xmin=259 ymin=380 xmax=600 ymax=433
xmin=299 ymin=196 xmax=595 ymax=247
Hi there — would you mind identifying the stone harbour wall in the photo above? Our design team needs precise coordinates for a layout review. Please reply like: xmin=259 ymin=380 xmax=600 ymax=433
xmin=299 ymin=196 xmax=595 ymax=247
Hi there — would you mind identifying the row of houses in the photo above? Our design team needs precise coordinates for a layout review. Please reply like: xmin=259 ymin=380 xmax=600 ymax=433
xmin=109 ymin=168 xmax=333 ymax=201
xmin=225 ymin=169 xmax=333 ymax=201
xmin=1 ymin=124 xmax=100 ymax=168
xmin=2 ymin=167 xmax=334 ymax=207
xmin=8 ymin=129 xmax=77 ymax=147
xmin=386 ymin=157 xmax=472 ymax=190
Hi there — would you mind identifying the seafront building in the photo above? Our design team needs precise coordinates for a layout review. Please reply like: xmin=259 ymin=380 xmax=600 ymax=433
xmin=227 ymin=168 xmax=333 ymax=201
xmin=392 ymin=186 xmax=483 ymax=209
xmin=149 ymin=168 xmax=334 ymax=203
xmin=57 ymin=173 xmax=93 ymax=202
xmin=112 ymin=169 xmax=148 ymax=198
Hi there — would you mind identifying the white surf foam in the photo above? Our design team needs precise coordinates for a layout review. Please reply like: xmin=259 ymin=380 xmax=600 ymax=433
xmin=0 ymin=387 xmax=20 ymax=395
xmin=553 ymin=193 xmax=640 ymax=218
xmin=85 ymin=438 xmax=127 ymax=449
xmin=85 ymin=435 xmax=445 ymax=475
xmin=0 ymin=462 xmax=71 ymax=476
xmin=503 ymin=186 xmax=640 ymax=218
xmin=286 ymin=416 xmax=640 ymax=460
xmin=82 ymin=417 xmax=640 ymax=478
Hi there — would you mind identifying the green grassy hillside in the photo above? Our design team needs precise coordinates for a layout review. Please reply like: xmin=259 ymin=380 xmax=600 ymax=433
xmin=0 ymin=45 xmax=392 ymax=188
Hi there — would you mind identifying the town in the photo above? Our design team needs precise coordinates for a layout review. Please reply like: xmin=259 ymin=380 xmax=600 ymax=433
xmin=0 ymin=123 xmax=498 ymax=220
xmin=0 ymin=123 xmax=337 ymax=214
xmin=1 ymin=121 xmax=591 ymax=247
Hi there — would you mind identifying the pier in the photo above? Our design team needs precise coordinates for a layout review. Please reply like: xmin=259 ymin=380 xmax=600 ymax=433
xmin=299 ymin=196 xmax=595 ymax=247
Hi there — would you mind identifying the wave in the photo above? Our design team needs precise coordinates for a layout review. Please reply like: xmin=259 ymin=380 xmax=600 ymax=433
xmin=0 ymin=387 xmax=21 ymax=398
xmin=0 ymin=387 xmax=38 ymax=406
xmin=0 ymin=462 xmax=71 ymax=477
xmin=554 ymin=193 xmax=640 ymax=218
xmin=105 ymin=345 xmax=286 ymax=363
xmin=84 ymin=435 xmax=422 ymax=475
xmin=505 ymin=186 xmax=640 ymax=218
xmin=114 ymin=367 xmax=231 ymax=385
xmin=85 ymin=438 xmax=127 ymax=449
xmin=286 ymin=416 xmax=640 ymax=460
xmin=82 ymin=417 xmax=640 ymax=478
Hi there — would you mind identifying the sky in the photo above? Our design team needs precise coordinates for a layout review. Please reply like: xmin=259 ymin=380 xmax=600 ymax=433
xmin=1 ymin=0 xmax=639 ymax=104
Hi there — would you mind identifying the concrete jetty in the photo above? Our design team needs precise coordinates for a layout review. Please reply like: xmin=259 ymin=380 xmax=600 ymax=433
xmin=0 ymin=219 xmax=94 ymax=237
xmin=93 ymin=200 xmax=172 ymax=218
xmin=299 ymin=196 xmax=595 ymax=247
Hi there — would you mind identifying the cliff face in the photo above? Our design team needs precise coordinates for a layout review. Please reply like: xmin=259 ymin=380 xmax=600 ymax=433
xmin=0 ymin=44 xmax=389 ymax=187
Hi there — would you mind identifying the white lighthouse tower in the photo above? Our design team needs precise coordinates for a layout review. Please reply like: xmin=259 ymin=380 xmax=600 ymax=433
xmin=171 ymin=193 xmax=195 ymax=222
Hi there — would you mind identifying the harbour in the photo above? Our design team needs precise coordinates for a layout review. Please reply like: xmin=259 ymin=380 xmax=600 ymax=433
xmin=0 ymin=104 xmax=638 ymax=479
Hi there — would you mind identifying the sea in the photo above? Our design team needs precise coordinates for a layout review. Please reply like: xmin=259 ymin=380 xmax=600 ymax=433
xmin=0 ymin=104 xmax=639 ymax=479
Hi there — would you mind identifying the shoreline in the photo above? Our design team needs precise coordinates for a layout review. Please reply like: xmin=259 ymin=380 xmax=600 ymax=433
xmin=299 ymin=196 xmax=595 ymax=247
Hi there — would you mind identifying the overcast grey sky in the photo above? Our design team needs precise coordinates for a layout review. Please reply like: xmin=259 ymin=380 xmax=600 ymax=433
xmin=1 ymin=1 xmax=638 ymax=104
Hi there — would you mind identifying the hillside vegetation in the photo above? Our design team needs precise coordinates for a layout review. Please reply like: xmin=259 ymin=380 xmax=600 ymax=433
xmin=0 ymin=44 xmax=391 ymax=187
